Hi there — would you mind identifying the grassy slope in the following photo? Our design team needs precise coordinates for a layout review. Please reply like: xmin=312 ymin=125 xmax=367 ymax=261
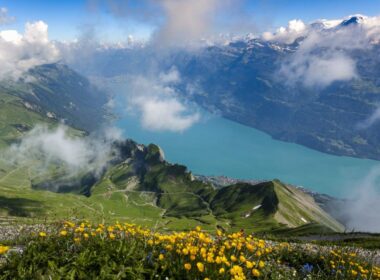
xmin=273 ymin=181 xmax=344 ymax=232
xmin=0 ymin=90 xmax=54 ymax=149
xmin=0 ymin=67 xmax=104 ymax=225
xmin=2 ymin=64 xmax=107 ymax=132
xmin=0 ymin=65 xmax=343 ymax=234
xmin=0 ymin=142 xmax=344 ymax=234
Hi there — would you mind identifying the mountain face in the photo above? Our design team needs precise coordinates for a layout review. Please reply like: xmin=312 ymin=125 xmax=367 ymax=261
xmin=170 ymin=40 xmax=380 ymax=160
xmin=26 ymin=138 xmax=343 ymax=233
xmin=72 ymin=16 xmax=380 ymax=160
xmin=0 ymin=63 xmax=108 ymax=140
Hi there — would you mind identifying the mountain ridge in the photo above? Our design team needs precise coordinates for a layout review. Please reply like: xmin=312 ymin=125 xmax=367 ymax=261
xmin=0 ymin=63 xmax=344 ymax=234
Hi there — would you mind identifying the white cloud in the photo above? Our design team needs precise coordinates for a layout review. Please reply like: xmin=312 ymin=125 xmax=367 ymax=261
xmin=344 ymin=167 xmax=380 ymax=232
xmin=2 ymin=125 xmax=121 ymax=176
xmin=0 ymin=7 xmax=15 ymax=25
xmin=159 ymin=67 xmax=180 ymax=83
xmin=269 ymin=15 xmax=380 ymax=88
xmin=138 ymin=97 xmax=200 ymax=132
xmin=0 ymin=20 xmax=60 ymax=80
xmin=357 ymin=107 xmax=380 ymax=129
xmin=152 ymin=0 xmax=224 ymax=47
xmin=262 ymin=19 xmax=307 ymax=44
xmin=124 ymin=68 xmax=200 ymax=132
xmin=91 ymin=0 xmax=238 ymax=48
xmin=280 ymin=51 xmax=357 ymax=88
xmin=313 ymin=18 xmax=342 ymax=29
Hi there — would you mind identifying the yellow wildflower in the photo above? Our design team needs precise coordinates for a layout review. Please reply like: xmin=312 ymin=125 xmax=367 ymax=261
xmin=0 ymin=245 xmax=9 ymax=255
xmin=252 ymin=269 xmax=261 ymax=277
xmin=246 ymin=261 xmax=254 ymax=269
xmin=239 ymin=255 xmax=246 ymax=263
xmin=197 ymin=262 xmax=205 ymax=272
xmin=230 ymin=265 xmax=243 ymax=276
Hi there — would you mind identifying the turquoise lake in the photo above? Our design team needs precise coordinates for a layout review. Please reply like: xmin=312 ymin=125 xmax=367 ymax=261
xmin=117 ymin=111 xmax=380 ymax=198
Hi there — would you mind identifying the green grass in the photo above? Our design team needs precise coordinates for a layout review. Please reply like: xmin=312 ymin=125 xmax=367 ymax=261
xmin=1 ymin=222 xmax=379 ymax=279
xmin=312 ymin=237 xmax=380 ymax=250
xmin=0 ymin=92 xmax=53 ymax=148
xmin=0 ymin=176 xmax=337 ymax=235
xmin=0 ymin=143 xmax=346 ymax=234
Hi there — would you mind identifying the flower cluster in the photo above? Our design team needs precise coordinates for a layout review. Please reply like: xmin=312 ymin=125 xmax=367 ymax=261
xmin=144 ymin=228 xmax=274 ymax=280
xmin=324 ymin=249 xmax=380 ymax=279
xmin=2 ymin=221 xmax=379 ymax=280
xmin=36 ymin=221 xmax=378 ymax=280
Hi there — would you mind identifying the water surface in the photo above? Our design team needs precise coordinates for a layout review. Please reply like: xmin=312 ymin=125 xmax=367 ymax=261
xmin=117 ymin=111 xmax=380 ymax=198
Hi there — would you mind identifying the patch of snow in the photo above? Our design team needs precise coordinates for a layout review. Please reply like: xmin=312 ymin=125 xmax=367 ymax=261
xmin=23 ymin=102 xmax=33 ymax=109
xmin=136 ymin=144 xmax=145 ymax=152
xmin=252 ymin=204 xmax=262 ymax=211
xmin=46 ymin=112 xmax=55 ymax=118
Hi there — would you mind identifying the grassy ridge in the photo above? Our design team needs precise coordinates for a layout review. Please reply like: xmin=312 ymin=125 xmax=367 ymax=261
xmin=0 ymin=139 xmax=344 ymax=234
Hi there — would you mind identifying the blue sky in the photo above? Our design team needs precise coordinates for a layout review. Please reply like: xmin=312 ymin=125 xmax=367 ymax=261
xmin=1 ymin=0 xmax=380 ymax=42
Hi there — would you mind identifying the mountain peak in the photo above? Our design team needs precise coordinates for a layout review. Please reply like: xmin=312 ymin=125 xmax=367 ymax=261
xmin=340 ymin=15 xmax=366 ymax=27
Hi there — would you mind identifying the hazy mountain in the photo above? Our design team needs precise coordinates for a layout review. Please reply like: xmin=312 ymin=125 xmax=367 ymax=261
xmin=73 ymin=15 xmax=380 ymax=160
xmin=0 ymin=63 xmax=108 ymax=140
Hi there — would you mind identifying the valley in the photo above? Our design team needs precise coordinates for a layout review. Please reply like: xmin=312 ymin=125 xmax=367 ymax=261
xmin=0 ymin=62 xmax=373 ymax=235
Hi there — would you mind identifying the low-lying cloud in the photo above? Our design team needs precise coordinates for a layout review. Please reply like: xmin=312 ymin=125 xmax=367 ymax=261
xmin=280 ymin=50 xmax=357 ymax=88
xmin=343 ymin=167 xmax=380 ymax=232
xmin=262 ymin=19 xmax=307 ymax=44
xmin=124 ymin=68 xmax=200 ymax=132
xmin=89 ymin=0 xmax=245 ymax=48
xmin=0 ymin=20 xmax=60 ymax=80
xmin=1 ymin=125 xmax=122 ymax=177
xmin=357 ymin=106 xmax=380 ymax=129
xmin=266 ymin=15 xmax=380 ymax=88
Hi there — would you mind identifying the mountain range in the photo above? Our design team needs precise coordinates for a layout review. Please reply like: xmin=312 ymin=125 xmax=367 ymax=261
xmin=0 ymin=63 xmax=345 ymax=234
xmin=71 ymin=15 xmax=380 ymax=161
